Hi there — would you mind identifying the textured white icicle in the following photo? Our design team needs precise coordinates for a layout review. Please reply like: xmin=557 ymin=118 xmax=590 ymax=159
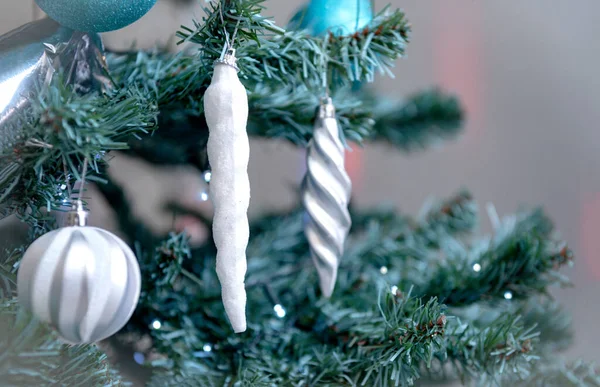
xmin=204 ymin=59 xmax=249 ymax=333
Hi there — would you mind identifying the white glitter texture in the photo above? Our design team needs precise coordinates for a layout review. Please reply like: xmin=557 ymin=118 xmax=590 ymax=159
xmin=204 ymin=61 xmax=249 ymax=333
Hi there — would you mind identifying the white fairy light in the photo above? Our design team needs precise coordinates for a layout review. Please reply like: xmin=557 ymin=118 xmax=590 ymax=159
xmin=391 ymin=285 xmax=399 ymax=295
xmin=504 ymin=291 xmax=513 ymax=300
xmin=380 ymin=266 xmax=388 ymax=275
xmin=203 ymin=344 xmax=212 ymax=352
xmin=203 ymin=171 xmax=212 ymax=183
xmin=273 ymin=304 xmax=286 ymax=318
xmin=472 ymin=263 xmax=481 ymax=272
xmin=199 ymin=191 xmax=209 ymax=202
xmin=151 ymin=319 xmax=162 ymax=330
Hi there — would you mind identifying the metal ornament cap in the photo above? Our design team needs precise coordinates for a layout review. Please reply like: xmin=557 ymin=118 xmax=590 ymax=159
xmin=215 ymin=48 xmax=239 ymax=72
xmin=319 ymin=97 xmax=336 ymax=119
xmin=17 ymin=226 xmax=141 ymax=344
xmin=66 ymin=202 xmax=89 ymax=227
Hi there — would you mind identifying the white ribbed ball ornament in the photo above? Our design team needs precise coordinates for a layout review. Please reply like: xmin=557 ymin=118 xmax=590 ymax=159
xmin=17 ymin=206 xmax=141 ymax=344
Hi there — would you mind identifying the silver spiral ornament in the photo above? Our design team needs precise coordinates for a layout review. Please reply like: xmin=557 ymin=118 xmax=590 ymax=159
xmin=302 ymin=97 xmax=352 ymax=298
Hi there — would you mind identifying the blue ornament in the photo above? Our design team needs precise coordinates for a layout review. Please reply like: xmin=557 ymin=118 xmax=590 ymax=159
xmin=289 ymin=0 xmax=373 ymax=36
xmin=35 ymin=0 xmax=157 ymax=33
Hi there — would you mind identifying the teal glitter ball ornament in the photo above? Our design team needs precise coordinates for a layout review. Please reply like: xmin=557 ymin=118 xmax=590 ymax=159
xmin=35 ymin=0 xmax=158 ymax=33
xmin=289 ymin=0 xmax=373 ymax=36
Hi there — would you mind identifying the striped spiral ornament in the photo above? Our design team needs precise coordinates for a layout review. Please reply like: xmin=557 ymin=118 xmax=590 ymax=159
xmin=17 ymin=224 xmax=141 ymax=344
xmin=302 ymin=97 xmax=352 ymax=297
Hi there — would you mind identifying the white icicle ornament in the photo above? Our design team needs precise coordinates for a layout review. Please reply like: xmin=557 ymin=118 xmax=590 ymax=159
xmin=204 ymin=48 xmax=249 ymax=333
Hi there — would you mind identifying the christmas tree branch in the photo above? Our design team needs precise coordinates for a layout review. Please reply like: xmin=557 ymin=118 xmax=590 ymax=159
xmin=519 ymin=297 xmax=573 ymax=352
xmin=108 ymin=49 xmax=464 ymax=152
xmin=108 ymin=0 xmax=411 ymax=117
xmin=417 ymin=210 xmax=573 ymax=306
xmin=444 ymin=314 xmax=539 ymax=382
xmin=371 ymin=88 xmax=465 ymax=151
xmin=123 ymin=192 xmax=570 ymax=386
xmin=0 ymin=299 xmax=126 ymax=386
xmin=17 ymin=77 xmax=157 ymax=165
xmin=177 ymin=0 xmax=410 ymax=89
xmin=448 ymin=297 xmax=574 ymax=358
xmin=0 ymin=77 xmax=157 ymax=214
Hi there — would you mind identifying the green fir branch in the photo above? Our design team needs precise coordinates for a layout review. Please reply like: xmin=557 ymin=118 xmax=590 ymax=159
xmin=107 ymin=51 xmax=204 ymax=115
xmin=0 ymin=299 xmax=126 ymax=386
xmin=127 ymin=192 xmax=570 ymax=386
xmin=445 ymin=314 xmax=539 ymax=383
xmin=177 ymin=1 xmax=410 ymax=89
xmin=371 ymin=88 xmax=464 ymax=150
xmin=17 ymin=77 xmax=157 ymax=165
xmin=109 ymin=50 xmax=464 ymax=148
xmin=109 ymin=1 xmax=410 ymax=117
xmin=417 ymin=209 xmax=573 ymax=306
xmin=0 ymin=76 xmax=158 ymax=213
xmin=519 ymin=297 xmax=573 ymax=352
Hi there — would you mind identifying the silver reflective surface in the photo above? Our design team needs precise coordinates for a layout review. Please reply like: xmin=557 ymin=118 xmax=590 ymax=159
xmin=302 ymin=98 xmax=352 ymax=297
xmin=0 ymin=18 xmax=110 ymax=214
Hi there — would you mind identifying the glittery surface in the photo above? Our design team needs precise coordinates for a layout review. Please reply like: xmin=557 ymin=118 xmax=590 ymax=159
xmin=289 ymin=0 xmax=373 ymax=36
xmin=36 ymin=0 xmax=157 ymax=33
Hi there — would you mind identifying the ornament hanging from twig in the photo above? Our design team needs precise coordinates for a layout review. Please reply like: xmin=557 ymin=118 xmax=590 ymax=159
xmin=302 ymin=97 xmax=352 ymax=297
xmin=204 ymin=6 xmax=250 ymax=333
xmin=17 ymin=159 xmax=141 ymax=344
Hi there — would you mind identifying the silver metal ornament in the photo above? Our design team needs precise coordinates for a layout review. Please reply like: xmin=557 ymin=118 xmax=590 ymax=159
xmin=302 ymin=97 xmax=352 ymax=297
xmin=17 ymin=206 xmax=141 ymax=344
xmin=0 ymin=18 xmax=111 ymax=217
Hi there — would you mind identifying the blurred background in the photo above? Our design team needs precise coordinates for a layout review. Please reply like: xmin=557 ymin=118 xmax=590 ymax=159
xmin=1 ymin=0 xmax=598 ymax=365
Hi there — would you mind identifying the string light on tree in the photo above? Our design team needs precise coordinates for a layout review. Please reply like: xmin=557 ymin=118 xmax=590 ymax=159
xmin=203 ymin=171 xmax=212 ymax=183
xmin=504 ymin=291 xmax=513 ymax=300
xmin=151 ymin=319 xmax=162 ymax=330
xmin=273 ymin=304 xmax=287 ymax=318
xmin=473 ymin=263 xmax=481 ymax=272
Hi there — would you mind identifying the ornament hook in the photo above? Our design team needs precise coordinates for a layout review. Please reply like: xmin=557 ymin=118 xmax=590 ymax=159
xmin=67 ymin=157 xmax=90 ymax=227
xmin=319 ymin=97 xmax=336 ymax=119
xmin=218 ymin=0 xmax=241 ymax=70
